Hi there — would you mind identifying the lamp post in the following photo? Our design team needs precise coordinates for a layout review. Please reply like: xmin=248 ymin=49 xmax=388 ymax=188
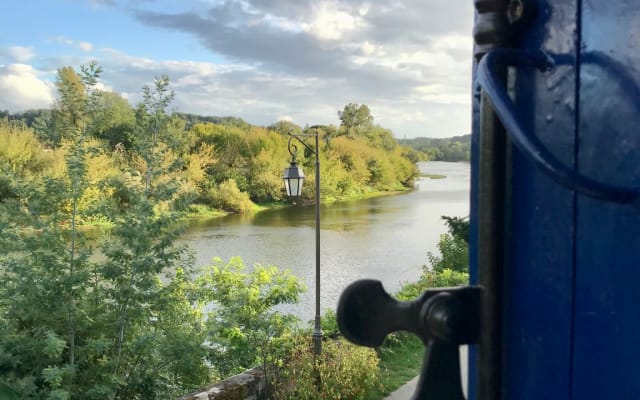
xmin=282 ymin=128 xmax=322 ymax=356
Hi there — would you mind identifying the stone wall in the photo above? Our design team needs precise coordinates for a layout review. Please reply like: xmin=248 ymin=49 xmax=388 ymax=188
xmin=178 ymin=367 xmax=265 ymax=400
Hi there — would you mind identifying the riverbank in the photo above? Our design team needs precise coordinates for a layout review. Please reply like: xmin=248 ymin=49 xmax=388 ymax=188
xmin=179 ymin=189 xmax=410 ymax=224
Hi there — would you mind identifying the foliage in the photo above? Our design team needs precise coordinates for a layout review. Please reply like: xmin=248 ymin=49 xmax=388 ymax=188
xmin=0 ymin=119 xmax=51 ymax=176
xmin=0 ymin=64 xmax=422 ymax=397
xmin=362 ymin=333 xmax=424 ymax=400
xmin=396 ymin=215 xmax=470 ymax=301
xmin=320 ymin=309 xmax=340 ymax=338
xmin=442 ymin=215 xmax=469 ymax=243
xmin=269 ymin=120 xmax=303 ymax=136
xmin=273 ymin=337 xmax=379 ymax=400
xmin=399 ymin=134 xmax=471 ymax=162
xmin=0 ymin=68 xmax=214 ymax=399
xmin=203 ymin=179 xmax=255 ymax=212
xmin=3 ymin=97 xmax=418 ymax=215
xmin=427 ymin=233 xmax=469 ymax=274
xmin=338 ymin=103 xmax=374 ymax=137
xmin=427 ymin=216 xmax=469 ymax=274
xmin=196 ymin=257 xmax=305 ymax=379
xmin=174 ymin=112 xmax=251 ymax=131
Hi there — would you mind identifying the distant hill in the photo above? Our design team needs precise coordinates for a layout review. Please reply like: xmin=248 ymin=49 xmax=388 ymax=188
xmin=398 ymin=134 xmax=470 ymax=162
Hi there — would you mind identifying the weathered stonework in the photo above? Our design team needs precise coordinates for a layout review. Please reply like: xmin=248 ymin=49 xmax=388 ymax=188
xmin=179 ymin=367 xmax=265 ymax=400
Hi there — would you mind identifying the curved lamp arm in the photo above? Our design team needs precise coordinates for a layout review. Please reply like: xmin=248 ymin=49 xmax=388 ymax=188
xmin=288 ymin=132 xmax=318 ymax=156
xmin=477 ymin=48 xmax=640 ymax=208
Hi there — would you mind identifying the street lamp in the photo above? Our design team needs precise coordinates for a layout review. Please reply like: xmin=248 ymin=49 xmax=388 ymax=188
xmin=282 ymin=128 xmax=322 ymax=356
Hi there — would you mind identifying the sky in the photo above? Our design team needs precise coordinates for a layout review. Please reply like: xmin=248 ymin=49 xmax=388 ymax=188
xmin=0 ymin=0 xmax=474 ymax=138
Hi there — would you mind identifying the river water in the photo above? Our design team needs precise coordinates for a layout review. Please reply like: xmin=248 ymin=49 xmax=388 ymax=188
xmin=180 ymin=161 xmax=470 ymax=320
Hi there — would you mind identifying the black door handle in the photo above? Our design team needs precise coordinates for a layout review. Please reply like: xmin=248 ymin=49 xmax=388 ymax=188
xmin=337 ymin=280 xmax=482 ymax=400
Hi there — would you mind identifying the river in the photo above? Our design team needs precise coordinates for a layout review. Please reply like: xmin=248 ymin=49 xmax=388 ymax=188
xmin=180 ymin=161 xmax=470 ymax=321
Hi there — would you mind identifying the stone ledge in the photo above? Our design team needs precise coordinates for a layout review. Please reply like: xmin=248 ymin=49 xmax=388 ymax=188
xmin=179 ymin=367 xmax=265 ymax=400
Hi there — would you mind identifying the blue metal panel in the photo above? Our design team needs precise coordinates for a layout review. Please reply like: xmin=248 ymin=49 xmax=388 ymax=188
xmin=501 ymin=1 xmax=577 ymax=398
xmin=468 ymin=64 xmax=480 ymax=400
xmin=573 ymin=2 xmax=640 ymax=397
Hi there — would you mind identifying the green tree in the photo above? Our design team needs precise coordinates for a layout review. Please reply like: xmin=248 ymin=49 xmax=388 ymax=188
xmin=0 ymin=62 xmax=103 ymax=398
xmin=269 ymin=120 xmax=303 ymax=136
xmin=90 ymin=91 xmax=135 ymax=150
xmin=0 ymin=71 xmax=215 ymax=399
xmin=398 ymin=135 xmax=471 ymax=162
xmin=56 ymin=66 xmax=89 ymax=131
xmin=337 ymin=103 xmax=373 ymax=136
xmin=196 ymin=257 xmax=305 ymax=379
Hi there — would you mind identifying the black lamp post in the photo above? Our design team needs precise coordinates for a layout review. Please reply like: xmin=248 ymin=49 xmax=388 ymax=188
xmin=282 ymin=128 xmax=322 ymax=356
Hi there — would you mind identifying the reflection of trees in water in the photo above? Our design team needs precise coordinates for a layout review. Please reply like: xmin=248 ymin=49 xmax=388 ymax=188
xmin=249 ymin=198 xmax=399 ymax=231
xmin=183 ymin=162 xmax=469 ymax=237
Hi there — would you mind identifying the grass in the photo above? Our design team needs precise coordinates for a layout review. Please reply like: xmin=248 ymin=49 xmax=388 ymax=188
xmin=182 ymin=204 xmax=230 ymax=220
xmin=420 ymin=173 xmax=447 ymax=179
xmin=363 ymin=333 xmax=425 ymax=399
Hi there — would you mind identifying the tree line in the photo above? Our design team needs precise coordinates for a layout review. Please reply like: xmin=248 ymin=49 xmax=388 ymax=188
xmin=398 ymin=134 xmax=471 ymax=162
xmin=1 ymin=80 xmax=417 ymax=224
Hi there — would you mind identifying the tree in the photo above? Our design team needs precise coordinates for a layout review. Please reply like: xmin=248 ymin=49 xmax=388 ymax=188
xmin=0 ymin=71 xmax=215 ymax=399
xmin=90 ymin=91 xmax=135 ymax=150
xmin=196 ymin=257 xmax=305 ymax=379
xmin=56 ymin=66 xmax=88 ymax=130
xmin=337 ymin=103 xmax=373 ymax=136
xmin=0 ymin=62 xmax=103 ymax=398
xmin=427 ymin=216 xmax=469 ymax=274
xmin=268 ymin=120 xmax=302 ymax=136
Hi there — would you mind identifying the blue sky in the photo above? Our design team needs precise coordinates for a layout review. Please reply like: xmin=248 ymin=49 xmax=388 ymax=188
xmin=0 ymin=0 xmax=474 ymax=138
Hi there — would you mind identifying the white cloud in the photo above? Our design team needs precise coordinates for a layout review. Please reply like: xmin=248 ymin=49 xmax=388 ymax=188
xmin=0 ymin=64 xmax=55 ymax=111
xmin=78 ymin=41 xmax=94 ymax=52
xmin=122 ymin=1 xmax=475 ymax=137
xmin=5 ymin=0 xmax=474 ymax=138
xmin=95 ymin=82 xmax=113 ymax=92
xmin=55 ymin=35 xmax=75 ymax=46
xmin=304 ymin=1 xmax=364 ymax=41
xmin=361 ymin=41 xmax=376 ymax=55
xmin=5 ymin=46 xmax=36 ymax=62
xmin=54 ymin=36 xmax=95 ymax=52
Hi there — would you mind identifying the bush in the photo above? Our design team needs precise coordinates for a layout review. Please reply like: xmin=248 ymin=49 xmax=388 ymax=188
xmin=204 ymin=178 xmax=254 ymax=212
xmin=197 ymin=257 xmax=305 ymax=378
xmin=320 ymin=309 xmax=340 ymax=338
xmin=427 ymin=233 xmax=468 ymax=274
xmin=273 ymin=337 xmax=379 ymax=400
xmin=396 ymin=215 xmax=470 ymax=300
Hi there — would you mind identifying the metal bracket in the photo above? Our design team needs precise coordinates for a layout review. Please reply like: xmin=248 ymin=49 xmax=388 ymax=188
xmin=473 ymin=0 xmax=535 ymax=61
xmin=337 ymin=280 xmax=482 ymax=400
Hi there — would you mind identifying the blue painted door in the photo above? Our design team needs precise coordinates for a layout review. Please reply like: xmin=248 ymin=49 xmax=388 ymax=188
xmin=470 ymin=0 xmax=640 ymax=398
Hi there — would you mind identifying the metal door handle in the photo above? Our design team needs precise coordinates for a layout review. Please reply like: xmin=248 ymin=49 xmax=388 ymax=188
xmin=337 ymin=280 xmax=482 ymax=400
xmin=477 ymin=48 xmax=640 ymax=208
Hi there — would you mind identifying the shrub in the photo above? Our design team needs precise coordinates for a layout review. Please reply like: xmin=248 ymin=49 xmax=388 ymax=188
xmin=273 ymin=337 xmax=379 ymax=400
xmin=427 ymin=233 xmax=468 ymax=274
xmin=204 ymin=179 xmax=254 ymax=212
xmin=320 ymin=309 xmax=340 ymax=338
xmin=397 ymin=215 xmax=470 ymax=300
xmin=197 ymin=257 xmax=305 ymax=378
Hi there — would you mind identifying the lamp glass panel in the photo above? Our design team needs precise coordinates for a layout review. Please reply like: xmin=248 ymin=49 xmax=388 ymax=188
xmin=290 ymin=178 xmax=300 ymax=197
xmin=284 ymin=179 xmax=292 ymax=197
